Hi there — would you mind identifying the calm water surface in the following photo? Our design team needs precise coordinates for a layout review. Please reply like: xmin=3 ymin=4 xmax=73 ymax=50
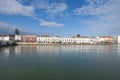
xmin=0 ymin=45 xmax=120 ymax=80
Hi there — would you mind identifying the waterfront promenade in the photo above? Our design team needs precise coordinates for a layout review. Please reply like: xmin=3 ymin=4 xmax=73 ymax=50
xmin=16 ymin=42 xmax=116 ymax=45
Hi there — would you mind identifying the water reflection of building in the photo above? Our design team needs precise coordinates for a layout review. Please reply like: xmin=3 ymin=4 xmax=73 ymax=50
xmin=3 ymin=47 xmax=10 ymax=57
xmin=117 ymin=45 xmax=120 ymax=55
xmin=36 ymin=45 xmax=96 ymax=56
xmin=60 ymin=45 xmax=91 ymax=53
xmin=15 ymin=46 xmax=22 ymax=56
xmin=37 ymin=45 xmax=60 ymax=56
xmin=21 ymin=45 xmax=38 ymax=54
xmin=36 ymin=45 xmax=96 ymax=55
xmin=1 ymin=45 xmax=120 ymax=57
xmin=0 ymin=46 xmax=15 ymax=57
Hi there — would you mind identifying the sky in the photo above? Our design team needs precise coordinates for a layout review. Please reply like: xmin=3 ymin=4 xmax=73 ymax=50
xmin=0 ymin=0 xmax=120 ymax=37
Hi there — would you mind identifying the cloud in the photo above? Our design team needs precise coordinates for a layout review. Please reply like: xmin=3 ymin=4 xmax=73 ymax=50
xmin=0 ymin=0 xmax=35 ymax=17
xmin=40 ymin=20 xmax=63 ymax=27
xmin=73 ymin=0 xmax=120 ymax=36
xmin=74 ymin=0 xmax=119 ymax=16
xmin=0 ymin=0 xmax=65 ymax=28
xmin=0 ymin=22 xmax=36 ymax=35
xmin=30 ymin=0 xmax=68 ymax=16
xmin=46 ymin=3 xmax=67 ymax=14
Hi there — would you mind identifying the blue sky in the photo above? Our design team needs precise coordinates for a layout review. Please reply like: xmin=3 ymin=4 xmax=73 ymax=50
xmin=0 ymin=0 xmax=120 ymax=36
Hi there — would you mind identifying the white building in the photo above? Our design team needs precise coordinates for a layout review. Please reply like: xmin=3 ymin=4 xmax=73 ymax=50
xmin=77 ymin=38 xmax=91 ymax=44
xmin=52 ymin=37 xmax=61 ymax=43
xmin=15 ymin=35 xmax=22 ymax=41
xmin=37 ymin=36 xmax=110 ymax=44
xmin=3 ymin=36 xmax=15 ymax=42
xmin=37 ymin=37 xmax=92 ymax=44
xmin=118 ymin=36 xmax=120 ymax=44
xmin=114 ymin=36 xmax=118 ymax=43
xmin=60 ymin=38 xmax=76 ymax=44
xmin=37 ymin=37 xmax=61 ymax=43
xmin=60 ymin=37 xmax=92 ymax=44
xmin=90 ymin=37 xmax=97 ymax=44
xmin=0 ymin=36 xmax=3 ymax=41
xmin=3 ymin=36 xmax=9 ymax=42
xmin=96 ymin=36 xmax=105 ymax=43
xmin=37 ymin=37 xmax=52 ymax=43
xmin=90 ymin=36 xmax=106 ymax=44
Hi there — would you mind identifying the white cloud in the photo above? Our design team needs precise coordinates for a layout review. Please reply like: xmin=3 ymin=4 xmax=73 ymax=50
xmin=0 ymin=0 xmax=65 ymax=28
xmin=0 ymin=22 xmax=35 ymax=35
xmin=0 ymin=0 xmax=35 ymax=17
xmin=74 ymin=0 xmax=115 ymax=16
xmin=74 ymin=0 xmax=120 ymax=36
xmin=30 ymin=0 xmax=68 ymax=16
xmin=40 ymin=20 xmax=63 ymax=27
xmin=46 ymin=3 xmax=67 ymax=14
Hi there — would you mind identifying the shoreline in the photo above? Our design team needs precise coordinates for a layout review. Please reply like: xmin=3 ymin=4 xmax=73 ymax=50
xmin=0 ymin=42 xmax=118 ymax=47
xmin=0 ymin=42 xmax=119 ymax=48
xmin=0 ymin=42 xmax=16 ymax=47
xmin=16 ymin=42 xmax=117 ymax=45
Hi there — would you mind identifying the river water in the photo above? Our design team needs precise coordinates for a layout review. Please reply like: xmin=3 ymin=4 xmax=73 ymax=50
xmin=0 ymin=45 xmax=120 ymax=80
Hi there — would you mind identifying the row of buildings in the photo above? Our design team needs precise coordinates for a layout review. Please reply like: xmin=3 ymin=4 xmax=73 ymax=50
xmin=1 ymin=35 xmax=120 ymax=44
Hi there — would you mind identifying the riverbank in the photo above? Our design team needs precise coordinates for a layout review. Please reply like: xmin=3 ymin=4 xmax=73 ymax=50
xmin=16 ymin=42 xmax=117 ymax=45
xmin=0 ymin=42 xmax=117 ymax=47
xmin=0 ymin=41 xmax=16 ymax=47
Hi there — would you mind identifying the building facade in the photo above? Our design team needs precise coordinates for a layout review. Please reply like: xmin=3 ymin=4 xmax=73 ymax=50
xmin=22 ymin=35 xmax=37 ymax=42
xmin=60 ymin=38 xmax=76 ymax=44
xmin=0 ymin=36 xmax=3 ymax=41
xmin=118 ymin=36 xmax=120 ymax=44
xmin=2 ymin=35 xmax=15 ymax=42
xmin=60 ymin=37 xmax=91 ymax=44
xmin=104 ymin=36 xmax=114 ymax=43
xmin=37 ymin=37 xmax=53 ymax=43
xmin=15 ymin=35 xmax=22 ymax=42
xmin=37 ymin=37 xmax=60 ymax=43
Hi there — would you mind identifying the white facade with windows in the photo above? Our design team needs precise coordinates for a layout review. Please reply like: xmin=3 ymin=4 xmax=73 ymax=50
xmin=0 ymin=36 xmax=15 ymax=42
xmin=37 ymin=36 xmax=117 ymax=44
xmin=118 ymin=36 xmax=120 ymax=44
xmin=37 ymin=37 xmax=92 ymax=44
xmin=76 ymin=38 xmax=91 ymax=44
xmin=52 ymin=37 xmax=61 ymax=43
xmin=3 ymin=36 xmax=10 ymax=42
xmin=0 ymin=36 xmax=3 ymax=41
xmin=15 ymin=35 xmax=22 ymax=41
xmin=96 ymin=36 xmax=105 ymax=43
xmin=60 ymin=38 xmax=76 ymax=43
xmin=37 ymin=37 xmax=52 ymax=43
xmin=60 ymin=37 xmax=91 ymax=44
xmin=3 ymin=36 xmax=15 ymax=42
xmin=37 ymin=37 xmax=60 ymax=43
xmin=90 ymin=37 xmax=106 ymax=44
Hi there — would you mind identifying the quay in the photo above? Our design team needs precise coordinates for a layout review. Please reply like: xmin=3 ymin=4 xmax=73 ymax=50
xmin=0 ymin=41 xmax=16 ymax=47
xmin=16 ymin=42 xmax=116 ymax=45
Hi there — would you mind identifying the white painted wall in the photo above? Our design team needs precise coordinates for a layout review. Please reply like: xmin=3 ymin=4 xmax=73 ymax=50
xmin=3 ymin=36 xmax=10 ymax=41
xmin=0 ymin=36 xmax=3 ymax=41
xmin=37 ymin=37 xmax=53 ymax=43
xmin=37 ymin=37 xmax=61 ymax=43
xmin=118 ymin=36 xmax=120 ymax=44
xmin=15 ymin=35 xmax=22 ymax=41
